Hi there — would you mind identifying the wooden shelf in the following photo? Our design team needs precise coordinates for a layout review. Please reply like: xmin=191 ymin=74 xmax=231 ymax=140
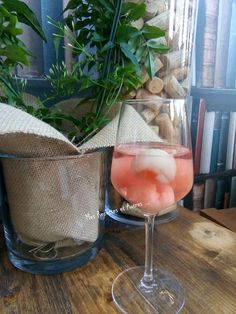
xmin=191 ymin=87 xmax=236 ymax=110
xmin=194 ymin=169 xmax=236 ymax=183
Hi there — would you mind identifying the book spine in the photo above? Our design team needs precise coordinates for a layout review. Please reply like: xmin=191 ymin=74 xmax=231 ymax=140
xmin=233 ymin=132 xmax=236 ymax=169
xmin=195 ymin=0 xmax=205 ymax=87
xmin=226 ymin=0 xmax=236 ymax=88
xmin=184 ymin=189 xmax=193 ymax=210
xmin=229 ymin=176 xmax=236 ymax=207
xmin=215 ymin=179 xmax=226 ymax=209
xmin=201 ymin=0 xmax=219 ymax=87
xmin=213 ymin=0 xmax=232 ymax=88
xmin=210 ymin=111 xmax=221 ymax=173
xmin=17 ymin=0 xmax=44 ymax=77
xmin=217 ymin=112 xmax=230 ymax=172
xmin=41 ymin=1 xmax=64 ymax=74
xmin=223 ymin=177 xmax=231 ymax=209
xmin=192 ymin=182 xmax=205 ymax=211
xmin=190 ymin=98 xmax=200 ymax=158
xmin=204 ymin=178 xmax=216 ymax=209
xmin=226 ymin=111 xmax=236 ymax=170
xmin=200 ymin=111 xmax=215 ymax=174
xmin=194 ymin=99 xmax=206 ymax=175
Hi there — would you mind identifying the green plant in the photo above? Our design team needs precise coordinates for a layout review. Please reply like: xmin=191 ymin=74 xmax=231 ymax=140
xmin=47 ymin=0 xmax=169 ymax=143
xmin=0 ymin=0 xmax=46 ymax=109
xmin=0 ymin=0 xmax=169 ymax=146
xmin=0 ymin=0 xmax=45 ymax=70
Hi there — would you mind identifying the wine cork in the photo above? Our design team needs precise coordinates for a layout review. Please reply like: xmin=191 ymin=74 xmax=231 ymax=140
xmin=141 ymin=108 xmax=159 ymax=123
xmin=158 ymin=66 xmax=188 ymax=80
xmin=144 ymin=0 xmax=159 ymax=20
xmin=180 ymin=78 xmax=189 ymax=92
xmin=157 ymin=91 xmax=169 ymax=99
xmin=146 ymin=10 xmax=170 ymax=31
xmin=122 ymin=87 xmax=137 ymax=99
xmin=136 ymin=88 xmax=162 ymax=111
xmin=131 ymin=18 xmax=144 ymax=30
xmin=154 ymin=55 xmax=164 ymax=72
xmin=136 ymin=88 xmax=161 ymax=100
xmin=160 ymin=50 xmax=188 ymax=72
xmin=155 ymin=112 xmax=175 ymax=141
xmin=145 ymin=77 xmax=164 ymax=94
xmin=163 ymin=75 xmax=187 ymax=99
xmin=156 ymin=0 xmax=167 ymax=14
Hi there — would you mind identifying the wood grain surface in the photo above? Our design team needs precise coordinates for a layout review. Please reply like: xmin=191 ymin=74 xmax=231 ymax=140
xmin=0 ymin=207 xmax=236 ymax=314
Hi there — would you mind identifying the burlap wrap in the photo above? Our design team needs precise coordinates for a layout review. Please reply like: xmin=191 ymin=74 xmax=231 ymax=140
xmin=0 ymin=102 xmax=161 ymax=245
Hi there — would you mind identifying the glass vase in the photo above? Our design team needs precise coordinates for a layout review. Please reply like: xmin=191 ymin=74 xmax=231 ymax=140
xmin=0 ymin=150 xmax=106 ymax=275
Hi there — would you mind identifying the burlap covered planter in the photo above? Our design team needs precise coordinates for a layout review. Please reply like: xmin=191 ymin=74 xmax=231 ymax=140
xmin=2 ymin=151 xmax=105 ymax=244
xmin=0 ymin=149 xmax=106 ymax=274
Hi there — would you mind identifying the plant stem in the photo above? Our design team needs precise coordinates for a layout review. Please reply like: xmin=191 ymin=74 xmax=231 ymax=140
xmin=96 ymin=0 xmax=123 ymax=118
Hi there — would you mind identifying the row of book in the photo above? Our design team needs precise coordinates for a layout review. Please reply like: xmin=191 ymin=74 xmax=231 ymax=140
xmin=191 ymin=98 xmax=236 ymax=175
xmin=16 ymin=0 xmax=68 ymax=77
xmin=193 ymin=0 xmax=236 ymax=89
xmin=184 ymin=176 xmax=236 ymax=211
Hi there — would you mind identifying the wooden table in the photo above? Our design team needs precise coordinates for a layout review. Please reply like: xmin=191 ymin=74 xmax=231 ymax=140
xmin=0 ymin=207 xmax=236 ymax=314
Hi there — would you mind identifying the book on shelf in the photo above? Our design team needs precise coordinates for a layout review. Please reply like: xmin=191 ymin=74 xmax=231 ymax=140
xmin=17 ymin=0 xmax=44 ymax=78
xmin=210 ymin=111 xmax=221 ymax=173
xmin=223 ymin=177 xmax=231 ymax=209
xmin=217 ymin=112 xmax=230 ymax=172
xmin=200 ymin=0 xmax=219 ymax=87
xmin=213 ymin=0 xmax=231 ymax=88
xmin=226 ymin=111 xmax=236 ymax=170
xmin=226 ymin=0 xmax=236 ymax=88
xmin=215 ymin=179 xmax=226 ymax=209
xmin=229 ymin=176 xmax=236 ymax=208
xmin=191 ymin=98 xmax=206 ymax=175
xmin=41 ymin=0 xmax=64 ymax=74
xmin=200 ymin=111 xmax=215 ymax=174
xmin=184 ymin=182 xmax=205 ymax=211
xmin=204 ymin=178 xmax=216 ymax=209
xmin=192 ymin=182 xmax=205 ymax=211
xmin=195 ymin=0 xmax=205 ymax=87
xmin=232 ymin=132 xmax=236 ymax=169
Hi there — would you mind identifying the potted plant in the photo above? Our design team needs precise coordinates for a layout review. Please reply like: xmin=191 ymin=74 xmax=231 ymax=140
xmin=0 ymin=0 xmax=197 ymax=273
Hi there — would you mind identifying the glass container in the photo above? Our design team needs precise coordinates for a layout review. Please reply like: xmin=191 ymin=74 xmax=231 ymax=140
xmin=0 ymin=150 xmax=106 ymax=275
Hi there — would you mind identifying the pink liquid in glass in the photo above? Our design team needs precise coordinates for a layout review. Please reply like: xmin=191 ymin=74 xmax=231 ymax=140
xmin=111 ymin=143 xmax=193 ymax=215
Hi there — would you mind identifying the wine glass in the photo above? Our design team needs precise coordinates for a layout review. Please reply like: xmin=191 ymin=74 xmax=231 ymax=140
xmin=110 ymin=99 xmax=193 ymax=313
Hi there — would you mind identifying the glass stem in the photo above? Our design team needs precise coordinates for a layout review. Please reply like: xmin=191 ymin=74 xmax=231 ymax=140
xmin=141 ymin=214 xmax=156 ymax=290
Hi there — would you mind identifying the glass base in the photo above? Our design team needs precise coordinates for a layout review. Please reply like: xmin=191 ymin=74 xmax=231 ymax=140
xmin=7 ymin=240 xmax=103 ymax=275
xmin=112 ymin=266 xmax=185 ymax=314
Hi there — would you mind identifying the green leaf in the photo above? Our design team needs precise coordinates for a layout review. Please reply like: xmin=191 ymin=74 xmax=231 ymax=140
xmin=3 ymin=0 xmax=46 ymax=41
xmin=64 ymin=0 xmax=81 ymax=11
xmin=145 ymin=51 xmax=155 ymax=79
xmin=101 ymin=41 xmax=115 ymax=53
xmin=0 ymin=45 xmax=29 ymax=65
xmin=116 ymin=25 xmax=141 ymax=43
xmin=97 ymin=0 xmax=114 ymax=13
xmin=135 ymin=46 xmax=146 ymax=62
xmin=128 ymin=37 xmax=141 ymax=53
xmin=120 ymin=42 xmax=139 ymax=67
xmin=92 ymin=32 xmax=106 ymax=42
xmin=142 ymin=25 xmax=165 ymax=40
xmin=122 ymin=3 xmax=146 ymax=21
xmin=146 ymin=41 xmax=170 ymax=53
xmin=75 ymin=19 xmax=92 ymax=29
